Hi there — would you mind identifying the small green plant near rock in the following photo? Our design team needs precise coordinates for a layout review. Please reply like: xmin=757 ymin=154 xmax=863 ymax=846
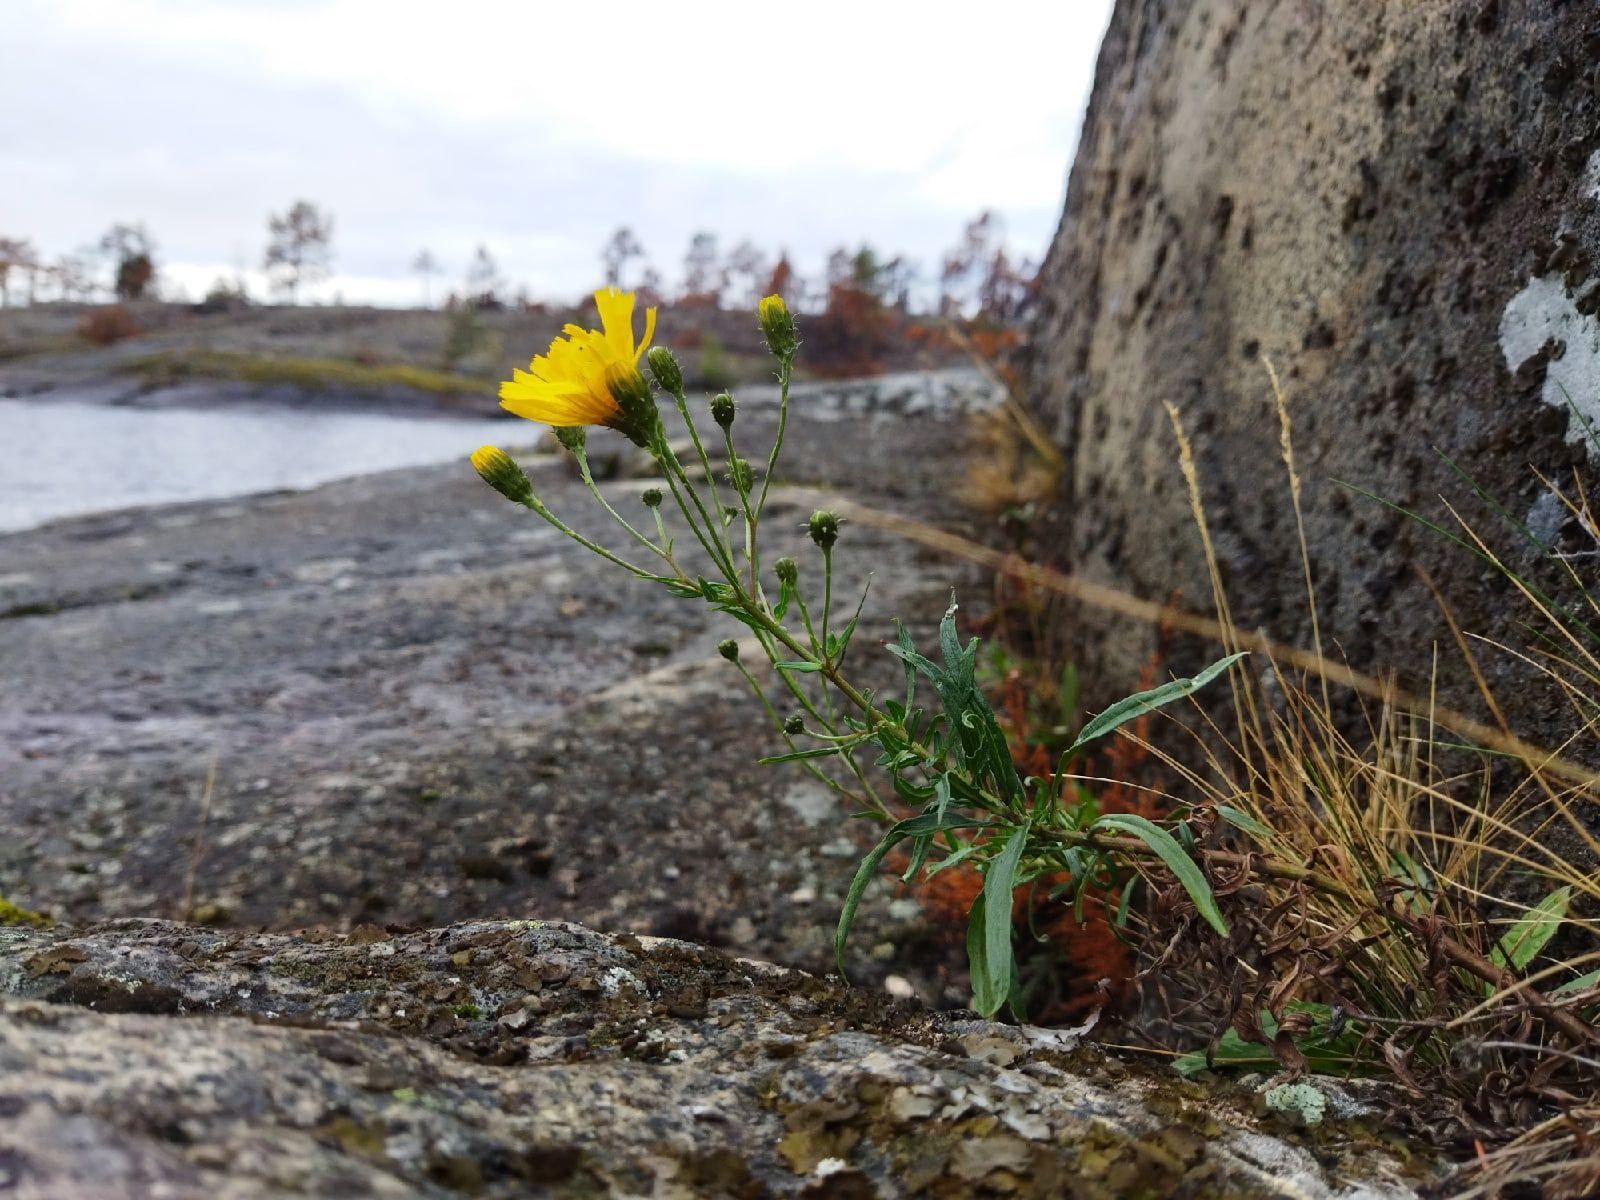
xmin=468 ymin=288 xmax=1241 ymax=1017
xmin=0 ymin=896 xmax=49 ymax=927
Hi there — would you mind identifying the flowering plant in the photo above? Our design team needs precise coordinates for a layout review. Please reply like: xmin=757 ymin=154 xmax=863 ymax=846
xmin=471 ymin=289 xmax=1236 ymax=1017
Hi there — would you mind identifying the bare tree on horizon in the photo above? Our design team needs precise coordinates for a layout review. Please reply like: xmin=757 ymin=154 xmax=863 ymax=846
xmin=601 ymin=227 xmax=644 ymax=291
xmin=263 ymin=201 xmax=334 ymax=304
xmin=412 ymin=248 xmax=439 ymax=308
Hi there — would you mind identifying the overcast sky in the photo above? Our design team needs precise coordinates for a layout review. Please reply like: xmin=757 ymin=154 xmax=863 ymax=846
xmin=5 ymin=0 xmax=1113 ymax=306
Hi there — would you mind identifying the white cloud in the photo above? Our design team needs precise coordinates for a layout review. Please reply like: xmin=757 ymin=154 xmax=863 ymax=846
xmin=6 ymin=0 xmax=1112 ymax=302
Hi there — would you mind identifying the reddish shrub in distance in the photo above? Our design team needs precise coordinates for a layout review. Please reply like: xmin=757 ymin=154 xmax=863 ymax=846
xmin=77 ymin=305 xmax=143 ymax=345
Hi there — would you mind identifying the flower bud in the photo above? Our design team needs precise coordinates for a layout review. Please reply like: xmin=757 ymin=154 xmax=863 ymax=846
xmin=641 ymin=487 xmax=663 ymax=508
xmin=470 ymin=446 xmax=534 ymax=506
xmin=758 ymin=294 xmax=799 ymax=359
xmin=604 ymin=361 xmax=661 ymax=448
xmin=709 ymin=392 xmax=736 ymax=428
xmin=645 ymin=345 xmax=684 ymax=394
xmin=783 ymin=713 xmax=805 ymax=736
xmin=774 ymin=556 xmax=798 ymax=586
xmin=554 ymin=426 xmax=587 ymax=454
xmin=717 ymin=638 xmax=740 ymax=662
xmin=806 ymin=509 xmax=840 ymax=550
xmin=725 ymin=455 xmax=753 ymax=494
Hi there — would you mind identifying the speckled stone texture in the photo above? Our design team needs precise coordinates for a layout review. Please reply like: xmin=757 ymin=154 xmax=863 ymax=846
xmin=1028 ymin=1 xmax=1600 ymax=754
xmin=0 ymin=919 xmax=1429 ymax=1198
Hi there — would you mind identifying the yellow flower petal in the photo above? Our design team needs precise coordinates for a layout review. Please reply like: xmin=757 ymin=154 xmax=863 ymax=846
xmin=497 ymin=289 xmax=659 ymax=435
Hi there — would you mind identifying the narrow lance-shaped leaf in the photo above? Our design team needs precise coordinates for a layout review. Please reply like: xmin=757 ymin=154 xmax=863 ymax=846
xmin=1065 ymin=652 xmax=1248 ymax=760
xmin=1092 ymin=812 xmax=1228 ymax=936
xmin=1491 ymin=886 xmax=1571 ymax=974
xmin=836 ymin=810 xmax=985 ymax=978
xmin=969 ymin=821 xmax=1029 ymax=1018
xmin=1215 ymin=804 xmax=1274 ymax=841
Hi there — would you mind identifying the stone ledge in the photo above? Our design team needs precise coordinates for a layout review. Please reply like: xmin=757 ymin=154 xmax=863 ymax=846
xmin=0 ymin=918 xmax=1429 ymax=1198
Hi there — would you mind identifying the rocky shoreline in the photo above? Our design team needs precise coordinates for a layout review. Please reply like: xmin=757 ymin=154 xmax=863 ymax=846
xmin=0 ymin=370 xmax=1002 ymax=999
xmin=0 ymin=369 xmax=1439 ymax=1196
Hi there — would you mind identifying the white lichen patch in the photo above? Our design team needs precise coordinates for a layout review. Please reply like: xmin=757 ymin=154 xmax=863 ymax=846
xmin=598 ymin=965 xmax=644 ymax=997
xmin=1586 ymin=149 xmax=1600 ymax=203
xmin=1263 ymin=1081 xmax=1328 ymax=1126
xmin=1500 ymin=273 xmax=1600 ymax=458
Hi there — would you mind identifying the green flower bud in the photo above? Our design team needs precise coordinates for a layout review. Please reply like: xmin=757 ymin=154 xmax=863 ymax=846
xmin=758 ymin=294 xmax=799 ymax=359
xmin=603 ymin=361 xmax=661 ymax=448
xmin=774 ymin=556 xmax=798 ymax=586
xmin=709 ymin=392 xmax=736 ymax=428
xmin=469 ymin=446 xmax=534 ymax=506
xmin=806 ymin=509 xmax=840 ymax=550
xmin=641 ymin=487 xmax=663 ymax=508
xmin=645 ymin=345 xmax=684 ymax=394
xmin=554 ymin=426 xmax=587 ymax=454
xmin=724 ymin=455 xmax=753 ymax=494
xmin=783 ymin=713 xmax=805 ymax=736
xmin=717 ymin=638 xmax=740 ymax=662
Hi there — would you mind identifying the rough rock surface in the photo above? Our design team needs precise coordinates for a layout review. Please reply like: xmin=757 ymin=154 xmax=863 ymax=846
xmin=0 ymin=918 xmax=1429 ymax=1198
xmin=0 ymin=372 xmax=1001 ymax=1004
xmin=1028 ymin=1 xmax=1600 ymax=750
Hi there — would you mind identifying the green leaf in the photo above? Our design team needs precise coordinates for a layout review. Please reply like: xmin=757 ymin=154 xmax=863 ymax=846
xmin=1215 ymin=804 xmax=1274 ymax=841
xmin=771 ymin=579 xmax=795 ymax=622
xmin=1092 ymin=813 xmax=1228 ymax=936
xmin=903 ymin=775 xmax=955 ymax=881
xmin=924 ymin=839 xmax=983 ymax=878
xmin=1114 ymin=875 xmax=1138 ymax=928
xmin=1174 ymin=1003 xmax=1366 ymax=1077
xmin=714 ymin=606 xmax=770 ymax=635
xmin=892 ymin=621 xmax=919 ymax=709
xmin=759 ymin=742 xmax=859 ymax=764
xmin=836 ymin=810 xmax=985 ymax=978
xmin=1552 ymin=968 xmax=1600 ymax=997
xmin=969 ymin=822 xmax=1029 ymax=1018
xmin=1065 ymin=652 xmax=1248 ymax=759
xmin=1174 ymin=1029 xmax=1280 ymax=1077
xmin=1491 ymin=886 xmax=1571 ymax=974
xmin=826 ymin=578 xmax=872 ymax=665
xmin=939 ymin=595 xmax=965 ymax=682
xmin=773 ymin=660 xmax=824 ymax=673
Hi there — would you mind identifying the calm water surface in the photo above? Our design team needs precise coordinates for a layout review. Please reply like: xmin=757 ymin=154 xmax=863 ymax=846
xmin=0 ymin=397 xmax=532 ymax=533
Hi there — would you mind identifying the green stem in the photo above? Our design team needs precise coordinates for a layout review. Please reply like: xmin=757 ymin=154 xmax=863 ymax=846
xmin=574 ymin=447 xmax=675 ymax=567
xmin=722 ymin=426 xmax=762 ymax=599
xmin=518 ymin=496 xmax=664 ymax=582
xmin=755 ymin=352 xmax=793 ymax=520
xmin=733 ymin=659 xmax=857 ymax=800
xmin=821 ymin=545 xmax=835 ymax=663
xmin=653 ymin=434 xmax=741 ymax=584
xmin=663 ymin=383 xmax=730 ymax=526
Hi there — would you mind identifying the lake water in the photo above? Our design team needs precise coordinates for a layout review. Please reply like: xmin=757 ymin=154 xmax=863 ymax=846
xmin=0 ymin=397 xmax=534 ymax=533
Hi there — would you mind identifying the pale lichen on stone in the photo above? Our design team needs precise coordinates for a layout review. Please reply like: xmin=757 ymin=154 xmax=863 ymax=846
xmin=1499 ymin=272 xmax=1600 ymax=458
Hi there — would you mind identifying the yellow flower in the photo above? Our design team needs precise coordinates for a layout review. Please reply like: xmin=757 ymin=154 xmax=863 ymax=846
xmin=498 ymin=288 xmax=658 ymax=433
xmin=757 ymin=294 xmax=786 ymax=324
xmin=469 ymin=445 xmax=533 ymax=506
xmin=757 ymin=293 xmax=797 ymax=358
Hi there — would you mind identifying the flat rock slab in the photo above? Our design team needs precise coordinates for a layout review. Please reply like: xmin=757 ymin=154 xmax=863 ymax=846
xmin=0 ymin=372 xmax=1001 ymax=1000
xmin=0 ymin=918 xmax=1430 ymax=1198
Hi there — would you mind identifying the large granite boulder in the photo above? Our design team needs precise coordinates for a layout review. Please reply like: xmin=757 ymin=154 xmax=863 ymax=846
xmin=1029 ymin=0 xmax=1600 ymax=750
